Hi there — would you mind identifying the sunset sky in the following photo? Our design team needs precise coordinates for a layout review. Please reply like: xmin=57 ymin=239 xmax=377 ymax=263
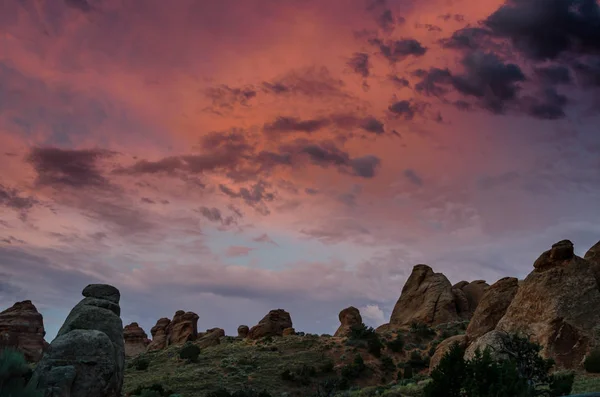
xmin=1 ymin=0 xmax=600 ymax=341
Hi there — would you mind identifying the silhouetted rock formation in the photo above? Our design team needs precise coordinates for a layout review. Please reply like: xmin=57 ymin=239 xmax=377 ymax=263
xmin=167 ymin=310 xmax=199 ymax=345
xmin=466 ymin=277 xmax=519 ymax=341
xmin=237 ymin=325 xmax=249 ymax=338
xmin=248 ymin=309 xmax=293 ymax=339
xmin=334 ymin=306 xmax=362 ymax=337
xmin=29 ymin=284 xmax=124 ymax=397
xmin=123 ymin=322 xmax=150 ymax=358
xmin=0 ymin=300 xmax=47 ymax=362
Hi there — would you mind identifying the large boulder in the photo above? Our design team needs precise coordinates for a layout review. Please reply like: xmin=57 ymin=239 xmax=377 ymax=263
xmin=334 ymin=306 xmax=362 ymax=337
xmin=495 ymin=240 xmax=600 ymax=368
xmin=0 ymin=300 xmax=47 ymax=362
xmin=29 ymin=284 xmax=125 ymax=397
xmin=123 ymin=323 xmax=150 ymax=358
xmin=196 ymin=328 xmax=225 ymax=349
xmin=389 ymin=265 xmax=460 ymax=327
xmin=147 ymin=318 xmax=170 ymax=351
xmin=248 ymin=309 xmax=293 ymax=339
xmin=464 ymin=330 xmax=511 ymax=361
xmin=429 ymin=334 xmax=468 ymax=371
xmin=167 ymin=310 xmax=199 ymax=345
xmin=466 ymin=277 xmax=519 ymax=341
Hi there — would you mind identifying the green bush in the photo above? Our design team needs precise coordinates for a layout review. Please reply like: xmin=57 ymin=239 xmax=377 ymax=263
xmin=584 ymin=349 xmax=600 ymax=373
xmin=408 ymin=350 xmax=427 ymax=370
xmin=403 ymin=365 xmax=414 ymax=379
xmin=386 ymin=334 xmax=404 ymax=353
xmin=280 ymin=364 xmax=317 ymax=385
xmin=0 ymin=348 xmax=41 ymax=397
xmin=178 ymin=343 xmax=201 ymax=363
xmin=134 ymin=357 xmax=150 ymax=371
xmin=206 ymin=388 xmax=273 ymax=397
xmin=139 ymin=390 xmax=161 ymax=397
xmin=409 ymin=322 xmax=436 ymax=341
xmin=129 ymin=383 xmax=175 ymax=397
xmin=424 ymin=334 xmax=573 ymax=397
xmin=340 ymin=353 xmax=366 ymax=381
xmin=319 ymin=359 xmax=335 ymax=373
xmin=380 ymin=355 xmax=395 ymax=372
xmin=348 ymin=323 xmax=384 ymax=357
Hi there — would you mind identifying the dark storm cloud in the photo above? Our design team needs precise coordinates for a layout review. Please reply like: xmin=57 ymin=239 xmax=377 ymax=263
xmin=483 ymin=0 xmax=600 ymax=61
xmin=521 ymin=87 xmax=569 ymax=120
xmin=28 ymin=147 xmax=115 ymax=188
xmin=199 ymin=130 xmax=252 ymax=153
xmin=388 ymin=100 xmax=417 ymax=120
xmin=360 ymin=117 xmax=385 ymax=135
xmin=404 ymin=169 xmax=423 ymax=186
xmin=347 ymin=53 xmax=371 ymax=78
xmin=439 ymin=27 xmax=492 ymax=50
xmin=572 ymin=57 xmax=600 ymax=87
xmin=389 ymin=75 xmax=410 ymax=88
xmin=414 ymin=52 xmax=526 ymax=114
xmin=533 ymin=65 xmax=573 ymax=85
xmin=368 ymin=38 xmax=427 ymax=63
xmin=261 ymin=66 xmax=347 ymax=98
xmin=218 ymin=181 xmax=275 ymax=215
xmin=196 ymin=206 xmax=237 ymax=226
xmin=0 ymin=184 xmax=38 ymax=211
xmin=263 ymin=117 xmax=330 ymax=134
xmin=350 ymin=156 xmax=381 ymax=178
xmin=204 ymin=84 xmax=257 ymax=110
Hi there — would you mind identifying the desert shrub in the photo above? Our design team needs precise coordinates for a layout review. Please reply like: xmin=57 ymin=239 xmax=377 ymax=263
xmin=0 ymin=348 xmax=41 ymax=397
xmin=403 ymin=365 xmax=414 ymax=379
xmin=280 ymin=364 xmax=317 ymax=385
xmin=408 ymin=350 xmax=427 ymax=370
xmin=409 ymin=322 xmax=436 ymax=341
xmin=348 ymin=323 xmax=384 ymax=357
xmin=340 ymin=353 xmax=366 ymax=381
xmin=584 ymin=349 xmax=600 ymax=373
xmin=178 ymin=343 xmax=201 ymax=363
xmin=319 ymin=359 xmax=335 ymax=373
xmin=386 ymin=334 xmax=404 ymax=353
xmin=133 ymin=357 xmax=150 ymax=371
xmin=424 ymin=334 xmax=573 ymax=397
xmin=129 ymin=383 xmax=175 ymax=397
xmin=321 ymin=334 xmax=332 ymax=338
xmin=380 ymin=355 xmax=395 ymax=372
xmin=206 ymin=388 xmax=272 ymax=397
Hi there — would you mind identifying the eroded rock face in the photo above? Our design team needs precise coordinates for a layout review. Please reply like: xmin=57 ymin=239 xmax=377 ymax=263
xmin=123 ymin=323 xmax=150 ymax=358
xmin=0 ymin=300 xmax=47 ymax=362
xmin=389 ymin=265 xmax=460 ymax=327
xmin=29 ymin=284 xmax=125 ymax=397
xmin=461 ymin=280 xmax=489 ymax=312
xmin=466 ymin=277 xmax=519 ymax=341
xmin=495 ymin=241 xmax=600 ymax=368
xmin=196 ymin=328 xmax=225 ymax=349
xmin=248 ymin=309 xmax=293 ymax=339
xmin=147 ymin=318 xmax=170 ymax=351
xmin=334 ymin=306 xmax=362 ymax=337
xmin=430 ymin=334 xmax=468 ymax=372
xmin=167 ymin=310 xmax=199 ymax=346
xmin=282 ymin=327 xmax=295 ymax=336
xmin=464 ymin=330 xmax=511 ymax=361
xmin=237 ymin=325 xmax=249 ymax=338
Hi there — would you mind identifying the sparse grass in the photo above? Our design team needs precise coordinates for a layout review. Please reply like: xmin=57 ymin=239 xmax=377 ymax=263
xmin=571 ymin=372 xmax=600 ymax=394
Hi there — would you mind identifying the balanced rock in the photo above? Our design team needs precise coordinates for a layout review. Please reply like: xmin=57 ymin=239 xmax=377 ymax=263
xmin=334 ymin=306 xmax=362 ymax=337
xmin=123 ymin=323 xmax=150 ymax=358
xmin=147 ymin=318 xmax=170 ymax=351
xmin=495 ymin=240 xmax=600 ymax=368
xmin=167 ymin=310 xmax=199 ymax=345
xmin=466 ymin=277 xmax=519 ymax=341
xmin=237 ymin=325 xmax=249 ymax=338
xmin=248 ymin=309 xmax=292 ymax=339
xmin=0 ymin=300 xmax=47 ymax=362
xmin=430 ymin=334 xmax=468 ymax=371
xmin=389 ymin=265 xmax=460 ymax=327
xmin=29 ymin=284 xmax=125 ymax=397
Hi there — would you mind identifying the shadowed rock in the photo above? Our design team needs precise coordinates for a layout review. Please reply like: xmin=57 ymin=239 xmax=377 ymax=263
xmin=237 ymin=325 xmax=249 ymax=338
xmin=147 ymin=318 xmax=171 ymax=351
xmin=29 ymin=284 xmax=124 ymax=397
xmin=167 ymin=310 xmax=199 ymax=345
xmin=0 ymin=300 xmax=47 ymax=362
xmin=430 ymin=334 xmax=468 ymax=371
xmin=248 ymin=309 xmax=292 ymax=339
xmin=334 ymin=306 xmax=362 ymax=337
xmin=123 ymin=323 xmax=150 ymax=358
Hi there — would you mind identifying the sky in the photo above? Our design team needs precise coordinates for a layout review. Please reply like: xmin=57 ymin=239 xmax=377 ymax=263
xmin=1 ymin=0 xmax=600 ymax=342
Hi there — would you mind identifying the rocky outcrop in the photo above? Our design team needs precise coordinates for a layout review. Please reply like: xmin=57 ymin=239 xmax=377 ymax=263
xmin=237 ymin=325 xmax=249 ymax=338
xmin=461 ymin=280 xmax=489 ymax=311
xmin=334 ymin=306 xmax=362 ymax=337
xmin=430 ymin=334 xmax=468 ymax=371
xmin=248 ymin=309 xmax=293 ymax=339
xmin=0 ymin=300 xmax=47 ymax=362
xmin=466 ymin=277 xmax=519 ymax=341
xmin=464 ymin=330 xmax=511 ymax=361
xmin=196 ymin=328 xmax=225 ymax=349
xmin=389 ymin=265 xmax=461 ymax=327
xmin=495 ymin=240 xmax=600 ymax=368
xmin=282 ymin=327 xmax=295 ymax=336
xmin=123 ymin=323 xmax=150 ymax=358
xmin=147 ymin=318 xmax=171 ymax=351
xmin=29 ymin=284 xmax=125 ymax=397
xmin=451 ymin=288 xmax=471 ymax=319
xmin=167 ymin=310 xmax=199 ymax=345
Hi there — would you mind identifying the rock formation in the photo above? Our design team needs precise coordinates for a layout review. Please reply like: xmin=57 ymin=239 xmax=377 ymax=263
xmin=464 ymin=330 xmax=511 ymax=361
xmin=334 ymin=306 xmax=362 ymax=337
xmin=389 ymin=265 xmax=461 ymax=327
xmin=29 ymin=284 xmax=125 ymax=397
xmin=430 ymin=334 xmax=468 ymax=371
xmin=123 ymin=322 xmax=150 ymax=358
xmin=0 ymin=300 xmax=47 ymax=362
xmin=167 ymin=310 xmax=199 ymax=345
xmin=248 ymin=309 xmax=293 ymax=339
xmin=282 ymin=327 xmax=295 ymax=336
xmin=196 ymin=328 xmax=225 ymax=349
xmin=237 ymin=325 xmax=249 ymax=338
xmin=461 ymin=280 xmax=489 ymax=312
xmin=466 ymin=277 xmax=519 ymax=341
xmin=147 ymin=318 xmax=171 ymax=351
xmin=492 ymin=240 xmax=600 ymax=368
